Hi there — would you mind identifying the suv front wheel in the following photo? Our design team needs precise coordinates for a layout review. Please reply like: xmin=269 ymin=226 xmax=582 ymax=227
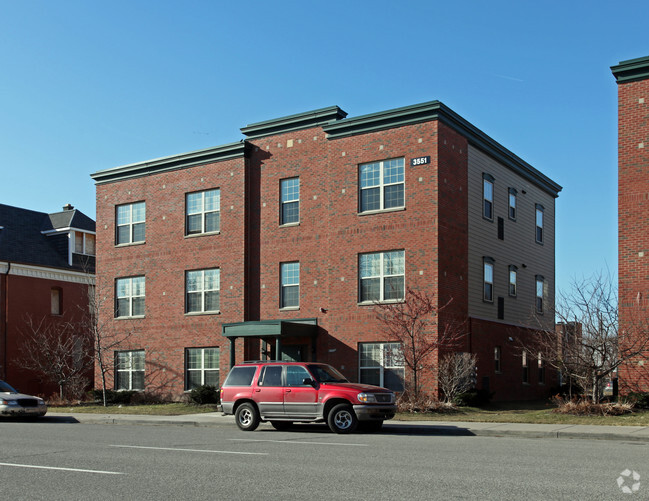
xmin=327 ymin=403 xmax=358 ymax=434
xmin=235 ymin=402 xmax=260 ymax=431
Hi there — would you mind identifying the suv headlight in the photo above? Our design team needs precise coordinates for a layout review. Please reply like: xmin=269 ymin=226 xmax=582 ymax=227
xmin=357 ymin=392 xmax=377 ymax=403
xmin=0 ymin=399 xmax=19 ymax=406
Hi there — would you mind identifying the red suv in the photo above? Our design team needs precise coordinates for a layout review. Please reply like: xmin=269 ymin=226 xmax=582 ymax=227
xmin=220 ymin=361 xmax=396 ymax=433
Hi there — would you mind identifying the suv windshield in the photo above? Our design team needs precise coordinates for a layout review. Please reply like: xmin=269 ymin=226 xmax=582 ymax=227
xmin=308 ymin=364 xmax=348 ymax=383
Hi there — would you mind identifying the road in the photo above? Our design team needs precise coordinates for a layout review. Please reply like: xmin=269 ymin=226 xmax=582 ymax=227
xmin=0 ymin=419 xmax=646 ymax=500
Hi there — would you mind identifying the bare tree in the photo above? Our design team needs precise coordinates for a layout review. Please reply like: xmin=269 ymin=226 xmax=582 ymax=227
xmin=438 ymin=352 xmax=477 ymax=403
xmin=374 ymin=287 xmax=464 ymax=397
xmin=19 ymin=315 xmax=93 ymax=400
xmin=530 ymin=272 xmax=649 ymax=403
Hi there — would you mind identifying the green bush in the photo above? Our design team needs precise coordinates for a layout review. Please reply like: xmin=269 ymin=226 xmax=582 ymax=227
xmin=453 ymin=389 xmax=493 ymax=407
xmin=188 ymin=385 xmax=220 ymax=405
xmin=626 ymin=392 xmax=649 ymax=409
xmin=93 ymin=389 xmax=137 ymax=405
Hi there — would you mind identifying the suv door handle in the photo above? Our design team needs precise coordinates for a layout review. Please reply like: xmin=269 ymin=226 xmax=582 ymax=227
xmin=285 ymin=389 xmax=291 ymax=393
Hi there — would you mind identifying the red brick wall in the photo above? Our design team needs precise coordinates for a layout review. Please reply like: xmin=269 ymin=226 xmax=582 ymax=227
xmin=617 ymin=78 xmax=649 ymax=392
xmin=95 ymin=157 xmax=247 ymax=396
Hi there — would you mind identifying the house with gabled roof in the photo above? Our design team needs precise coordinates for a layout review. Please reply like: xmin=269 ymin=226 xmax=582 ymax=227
xmin=0 ymin=203 xmax=95 ymax=397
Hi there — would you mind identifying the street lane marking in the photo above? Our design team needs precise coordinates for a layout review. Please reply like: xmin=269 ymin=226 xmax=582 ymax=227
xmin=0 ymin=462 xmax=123 ymax=475
xmin=229 ymin=439 xmax=368 ymax=447
xmin=111 ymin=444 xmax=268 ymax=455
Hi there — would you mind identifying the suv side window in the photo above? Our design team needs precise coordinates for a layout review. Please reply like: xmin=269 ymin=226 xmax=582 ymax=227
xmin=286 ymin=365 xmax=312 ymax=386
xmin=258 ymin=366 xmax=283 ymax=386
xmin=223 ymin=366 xmax=257 ymax=386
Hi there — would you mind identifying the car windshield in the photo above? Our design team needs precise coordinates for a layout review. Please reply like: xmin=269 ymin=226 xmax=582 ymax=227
xmin=307 ymin=364 xmax=348 ymax=383
xmin=0 ymin=380 xmax=17 ymax=393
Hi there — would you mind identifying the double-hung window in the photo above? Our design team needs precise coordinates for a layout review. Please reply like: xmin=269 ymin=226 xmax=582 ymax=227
xmin=185 ymin=347 xmax=220 ymax=390
xmin=115 ymin=350 xmax=145 ymax=390
xmin=359 ymin=342 xmax=404 ymax=391
xmin=483 ymin=257 xmax=494 ymax=302
xmin=359 ymin=250 xmax=405 ymax=302
xmin=186 ymin=189 xmax=220 ymax=235
xmin=509 ymin=265 xmax=517 ymax=297
xmin=280 ymin=178 xmax=300 ymax=225
xmin=538 ymin=352 xmax=545 ymax=384
xmin=508 ymin=188 xmax=517 ymax=220
xmin=535 ymin=275 xmax=545 ymax=314
xmin=494 ymin=346 xmax=502 ymax=373
xmin=115 ymin=276 xmax=145 ymax=318
xmin=186 ymin=268 xmax=220 ymax=313
xmin=522 ymin=350 xmax=529 ymax=384
xmin=280 ymin=262 xmax=299 ymax=308
xmin=535 ymin=204 xmax=544 ymax=244
xmin=483 ymin=174 xmax=494 ymax=220
xmin=359 ymin=158 xmax=404 ymax=213
xmin=116 ymin=202 xmax=145 ymax=245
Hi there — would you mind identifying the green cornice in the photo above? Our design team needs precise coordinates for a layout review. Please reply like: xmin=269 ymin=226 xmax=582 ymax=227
xmin=611 ymin=55 xmax=649 ymax=84
xmin=241 ymin=106 xmax=347 ymax=139
xmin=323 ymin=100 xmax=562 ymax=198
xmin=90 ymin=141 xmax=246 ymax=185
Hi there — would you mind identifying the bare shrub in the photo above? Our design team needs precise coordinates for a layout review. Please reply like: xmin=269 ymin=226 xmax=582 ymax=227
xmin=438 ymin=352 xmax=477 ymax=403
xmin=551 ymin=395 xmax=634 ymax=416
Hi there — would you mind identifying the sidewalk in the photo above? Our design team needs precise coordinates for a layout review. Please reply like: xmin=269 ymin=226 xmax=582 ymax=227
xmin=46 ymin=411 xmax=649 ymax=442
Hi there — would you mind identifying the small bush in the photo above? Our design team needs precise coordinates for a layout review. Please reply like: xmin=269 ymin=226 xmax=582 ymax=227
xmin=93 ymin=389 xmax=137 ymax=405
xmin=625 ymin=392 xmax=649 ymax=409
xmin=551 ymin=395 xmax=634 ymax=416
xmin=188 ymin=385 xmax=220 ymax=405
xmin=453 ymin=389 xmax=493 ymax=407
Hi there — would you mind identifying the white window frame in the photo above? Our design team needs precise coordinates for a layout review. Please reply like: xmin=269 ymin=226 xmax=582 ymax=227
xmin=359 ymin=342 xmax=404 ymax=391
xmin=359 ymin=158 xmax=405 ymax=213
xmin=280 ymin=262 xmax=300 ymax=309
xmin=115 ymin=350 xmax=145 ymax=391
xmin=509 ymin=265 xmax=517 ymax=297
xmin=280 ymin=178 xmax=300 ymax=225
xmin=508 ymin=188 xmax=517 ymax=220
xmin=115 ymin=276 xmax=145 ymax=318
xmin=186 ymin=189 xmax=220 ymax=235
xmin=185 ymin=268 xmax=220 ymax=314
xmin=535 ymin=204 xmax=544 ymax=244
xmin=116 ymin=202 xmax=145 ymax=245
xmin=535 ymin=275 xmax=544 ymax=314
xmin=483 ymin=174 xmax=494 ymax=220
xmin=359 ymin=250 xmax=405 ymax=303
xmin=185 ymin=347 xmax=220 ymax=390
xmin=483 ymin=257 xmax=494 ymax=302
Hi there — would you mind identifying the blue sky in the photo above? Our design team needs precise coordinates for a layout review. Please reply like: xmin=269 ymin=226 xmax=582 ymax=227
xmin=0 ymin=1 xmax=645 ymax=294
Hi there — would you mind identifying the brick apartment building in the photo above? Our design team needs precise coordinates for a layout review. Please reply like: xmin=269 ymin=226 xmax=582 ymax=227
xmin=91 ymin=100 xmax=561 ymax=401
xmin=0 ymin=203 xmax=95 ymax=396
xmin=612 ymin=55 xmax=649 ymax=392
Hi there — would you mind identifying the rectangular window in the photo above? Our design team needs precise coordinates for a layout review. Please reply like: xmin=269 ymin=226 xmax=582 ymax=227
xmin=483 ymin=174 xmax=494 ymax=220
xmin=536 ymin=275 xmax=544 ymax=314
xmin=359 ymin=342 xmax=404 ymax=392
xmin=359 ymin=250 xmax=405 ymax=302
xmin=116 ymin=202 xmax=145 ymax=245
xmin=280 ymin=262 xmax=300 ymax=308
xmin=359 ymin=158 xmax=405 ymax=213
xmin=185 ymin=347 xmax=220 ymax=390
xmin=535 ymin=204 xmax=544 ymax=244
xmin=538 ymin=352 xmax=545 ymax=384
xmin=509 ymin=265 xmax=517 ymax=297
xmin=51 ymin=288 xmax=62 ymax=315
xmin=508 ymin=188 xmax=517 ymax=220
xmin=483 ymin=257 xmax=494 ymax=302
xmin=280 ymin=178 xmax=300 ymax=225
xmin=186 ymin=189 xmax=220 ymax=235
xmin=115 ymin=350 xmax=145 ymax=390
xmin=522 ymin=350 xmax=529 ymax=384
xmin=186 ymin=269 xmax=220 ymax=313
xmin=494 ymin=346 xmax=502 ymax=373
xmin=74 ymin=232 xmax=95 ymax=255
xmin=115 ymin=276 xmax=145 ymax=318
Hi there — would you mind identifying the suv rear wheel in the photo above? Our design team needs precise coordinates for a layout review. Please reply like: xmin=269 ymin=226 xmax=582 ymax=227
xmin=235 ymin=402 xmax=260 ymax=431
xmin=327 ymin=403 xmax=358 ymax=434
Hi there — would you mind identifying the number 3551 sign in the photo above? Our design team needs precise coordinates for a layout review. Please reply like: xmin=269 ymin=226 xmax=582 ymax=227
xmin=410 ymin=156 xmax=430 ymax=166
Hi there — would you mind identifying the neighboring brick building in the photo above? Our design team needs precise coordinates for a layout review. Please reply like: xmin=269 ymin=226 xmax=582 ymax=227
xmin=91 ymin=101 xmax=561 ymax=401
xmin=612 ymin=56 xmax=649 ymax=392
xmin=0 ymin=203 xmax=96 ymax=396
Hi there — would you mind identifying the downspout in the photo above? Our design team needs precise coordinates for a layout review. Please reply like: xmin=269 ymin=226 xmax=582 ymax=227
xmin=2 ymin=262 xmax=10 ymax=380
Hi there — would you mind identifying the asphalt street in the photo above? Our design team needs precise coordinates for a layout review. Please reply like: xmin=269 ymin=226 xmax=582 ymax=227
xmin=0 ymin=419 xmax=647 ymax=500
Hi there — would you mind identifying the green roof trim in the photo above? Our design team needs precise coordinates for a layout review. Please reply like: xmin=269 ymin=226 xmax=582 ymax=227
xmin=611 ymin=55 xmax=649 ymax=84
xmin=90 ymin=141 xmax=246 ymax=185
xmin=222 ymin=318 xmax=318 ymax=338
xmin=241 ymin=106 xmax=347 ymax=139
xmin=323 ymin=100 xmax=562 ymax=198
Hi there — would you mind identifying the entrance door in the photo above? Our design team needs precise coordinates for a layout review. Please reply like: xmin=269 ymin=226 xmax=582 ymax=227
xmin=281 ymin=345 xmax=306 ymax=362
